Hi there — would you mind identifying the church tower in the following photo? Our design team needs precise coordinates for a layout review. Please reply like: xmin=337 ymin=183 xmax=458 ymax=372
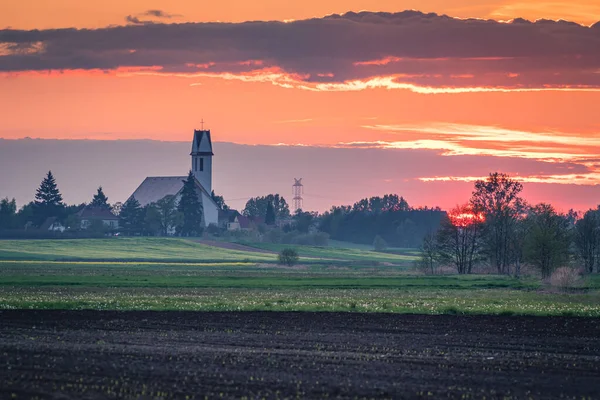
xmin=191 ymin=129 xmax=214 ymax=194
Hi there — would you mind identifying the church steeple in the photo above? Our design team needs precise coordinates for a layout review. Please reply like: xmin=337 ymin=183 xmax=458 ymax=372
xmin=190 ymin=129 xmax=214 ymax=194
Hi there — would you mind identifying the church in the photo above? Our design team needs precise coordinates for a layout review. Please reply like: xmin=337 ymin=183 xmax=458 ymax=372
xmin=129 ymin=129 xmax=220 ymax=227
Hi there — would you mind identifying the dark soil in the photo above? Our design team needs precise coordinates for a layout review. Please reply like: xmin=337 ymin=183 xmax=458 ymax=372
xmin=1 ymin=311 xmax=599 ymax=399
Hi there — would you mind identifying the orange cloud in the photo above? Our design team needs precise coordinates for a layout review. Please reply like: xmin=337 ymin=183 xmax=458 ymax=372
xmin=490 ymin=2 xmax=600 ymax=26
xmin=419 ymin=173 xmax=600 ymax=185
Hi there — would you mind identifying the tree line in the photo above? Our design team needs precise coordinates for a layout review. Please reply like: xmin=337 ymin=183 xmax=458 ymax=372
xmin=0 ymin=170 xmax=210 ymax=237
xmin=419 ymin=172 xmax=598 ymax=277
xmin=318 ymin=194 xmax=445 ymax=248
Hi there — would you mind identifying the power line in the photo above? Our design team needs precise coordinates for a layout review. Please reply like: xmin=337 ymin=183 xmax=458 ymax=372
xmin=304 ymin=193 xmax=345 ymax=202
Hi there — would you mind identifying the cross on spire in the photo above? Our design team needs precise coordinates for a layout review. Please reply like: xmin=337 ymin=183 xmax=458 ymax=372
xmin=200 ymin=119 xmax=205 ymax=130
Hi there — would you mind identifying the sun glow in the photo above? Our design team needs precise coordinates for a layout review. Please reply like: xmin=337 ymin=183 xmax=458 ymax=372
xmin=449 ymin=210 xmax=485 ymax=227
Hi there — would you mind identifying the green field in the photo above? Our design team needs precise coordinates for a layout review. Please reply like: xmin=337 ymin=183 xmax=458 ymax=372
xmin=235 ymin=241 xmax=416 ymax=263
xmin=0 ymin=238 xmax=275 ymax=262
xmin=0 ymin=238 xmax=599 ymax=316
xmin=0 ymin=238 xmax=414 ymax=264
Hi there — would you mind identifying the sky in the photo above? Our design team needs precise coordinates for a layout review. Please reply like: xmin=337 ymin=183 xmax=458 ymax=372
xmin=1 ymin=1 xmax=600 ymax=212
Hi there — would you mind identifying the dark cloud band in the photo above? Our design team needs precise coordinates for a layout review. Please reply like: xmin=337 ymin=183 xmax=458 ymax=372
xmin=1 ymin=11 xmax=599 ymax=89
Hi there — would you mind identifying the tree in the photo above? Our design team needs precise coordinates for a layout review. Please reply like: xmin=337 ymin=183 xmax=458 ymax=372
xmin=34 ymin=171 xmax=64 ymax=226
xmin=353 ymin=194 xmax=410 ymax=213
xmin=278 ymin=248 xmax=299 ymax=266
xmin=292 ymin=209 xmax=315 ymax=233
xmin=373 ymin=235 xmax=388 ymax=251
xmin=119 ymin=197 xmax=143 ymax=235
xmin=318 ymin=194 xmax=444 ymax=248
xmin=265 ymin=201 xmax=276 ymax=225
xmin=417 ymin=231 xmax=438 ymax=275
xmin=243 ymin=194 xmax=290 ymax=219
xmin=523 ymin=204 xmax=571 ymax=279
xmin=211 ymin=190 xmax=229 ymax=211
xmin=112 ymin=202 xmax=123 ymax=216
xmin=0 ymin=198 xmax=17 ymax=229
xmin=470 ymin=172 xmax=525 ymax=275
xmin=574 ymin=208 xmax=600 ymax=274
xmin=90 ymin=186 xmax=110 ymax=210
xmin=178 ymin=171 xmax=204 ymax=236
xmin=436 ymin=204 xmax=484 ymax=274
xmin=16 ymin=202 xmax=35 ymax=228
xmin=64 ymin=214 xmax=81 ymax=232
xmin=146 ymin=195 xmax=182 ymax=236
xmin=88 ymin=219 xmax=108 ymax=234
xmin=396 ymin=218 xmax=417 ymax=247
xmin=510 ymin=216 xmax=528 ymax=277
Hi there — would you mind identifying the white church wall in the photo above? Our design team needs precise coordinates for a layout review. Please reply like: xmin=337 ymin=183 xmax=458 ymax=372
xmin=201 ymin=191 xmax=219 ymax=227
xmin=194 ymin=156 xmax=212 ymax=195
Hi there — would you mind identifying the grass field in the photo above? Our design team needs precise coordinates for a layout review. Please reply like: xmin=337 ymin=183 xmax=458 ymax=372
xmin=0 ymin=238 xmax=275 ymax=262
xmin=1 ymin=286 xmax=599 ymax=316
xmin=0 ymin=238 xmax=414 ymax=264
xmin=235 ymin=241 xmax=416 ymax=263
xmin=1 ymin=238 xmax=599 ymax=316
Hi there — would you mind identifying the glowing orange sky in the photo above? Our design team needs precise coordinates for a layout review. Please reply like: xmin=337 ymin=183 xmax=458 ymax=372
xmin=2 ymin=0 xmax=600 ymax=28
xmin=1 ymin=0 xmax=600 ymax=211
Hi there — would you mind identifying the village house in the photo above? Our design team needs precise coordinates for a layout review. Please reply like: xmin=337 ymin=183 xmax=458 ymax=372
xmin=77 ymin=207 xmax=120 ymax=230
xmin=228 ymin=215 xmax=264 ymax=231
xmin=39 ymin=217 xmax=66 ymax=233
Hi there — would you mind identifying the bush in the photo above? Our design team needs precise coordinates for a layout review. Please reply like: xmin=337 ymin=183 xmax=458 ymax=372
xmin=206 ymin=223 xmax=221 ymax=236
xmin=373 ymin=235 xmax=388 ymax=251
xmin=292 ymin=234 xmax=314 ymax=246
xmin=278 ymin=248 xmax=299 ymax=266
xmin=313 ymin=232 xmax=330 ymax=246
xmin=281 ymin=231 xmax=298 ymax=244
xmin=263 ymin=228 xmax=284 ymax=244
xmin=549 ymin=267 xmax=582 ymax=290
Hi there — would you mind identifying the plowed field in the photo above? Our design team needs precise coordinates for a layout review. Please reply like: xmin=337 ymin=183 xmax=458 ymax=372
xmin=1 ymin=311 xmax=599 ymax=399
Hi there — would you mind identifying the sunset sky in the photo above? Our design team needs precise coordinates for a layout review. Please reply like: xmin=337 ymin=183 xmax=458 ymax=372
xmin=1 ymin=1 xmax=600 ymax=211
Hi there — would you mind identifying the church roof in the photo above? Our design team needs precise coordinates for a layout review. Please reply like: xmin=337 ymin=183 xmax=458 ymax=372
xmin=191 ymin=130 xmax=214 ymax=156
xmin=130 ymin=176 xmax=187 ymax=207
xmin=130 ymin=176 xmax=218 ymax=208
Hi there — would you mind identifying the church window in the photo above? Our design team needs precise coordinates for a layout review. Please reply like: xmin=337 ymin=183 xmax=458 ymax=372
xmin=200 ymin=158 xmax=204 ymax=171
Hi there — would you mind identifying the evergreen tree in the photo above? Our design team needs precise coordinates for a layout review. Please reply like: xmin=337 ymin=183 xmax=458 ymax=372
xmin=178 ymin=171 xmax=204 ymax=236
xmin=119 ymin=197 xmax=143 ymax=235
xmin=265 ymin=201 xmax=276 ymax=225
xmin=34 ymin=171 xmax=64 ymax=226
xmin=90 ymin=186 xmax=110 ymax=209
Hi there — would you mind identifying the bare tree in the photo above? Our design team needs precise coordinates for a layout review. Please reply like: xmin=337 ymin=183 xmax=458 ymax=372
xmin=509 ymin=216 xmax=528 ymax=277
xmin=436 ymin=204 xmax=483 ymax=274
xmin=417 ymin=231 xmax=439 ymax=274
xmin=470 ymin=172 xmax=525 ymax=275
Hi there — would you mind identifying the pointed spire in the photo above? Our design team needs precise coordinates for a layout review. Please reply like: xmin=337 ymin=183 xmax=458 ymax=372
xmin=191 ymin=129 xmax=214 ymax=155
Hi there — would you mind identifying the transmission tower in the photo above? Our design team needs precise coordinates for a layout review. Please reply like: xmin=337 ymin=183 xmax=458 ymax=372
xmin=293 ymin=178 xmax=304 ymax=212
